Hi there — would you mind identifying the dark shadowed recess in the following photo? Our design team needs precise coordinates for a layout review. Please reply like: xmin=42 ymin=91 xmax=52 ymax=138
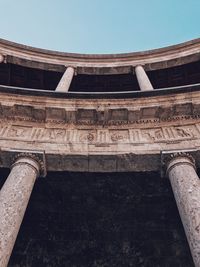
xmin=0 ymin=169 xmax=195 ymax=267
xmin=0 ymin=61 xmax=200 ymax=92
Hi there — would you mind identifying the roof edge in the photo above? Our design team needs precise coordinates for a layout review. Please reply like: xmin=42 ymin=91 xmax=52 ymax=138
xmin=0 ymin=37 xmax=200 ymax=74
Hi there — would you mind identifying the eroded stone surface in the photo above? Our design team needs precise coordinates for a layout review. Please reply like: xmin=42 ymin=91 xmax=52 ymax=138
xmin=167 ymin=155 xmax=200 ymax=267
xmin=0 ymin=158 xmax=39 ymax=267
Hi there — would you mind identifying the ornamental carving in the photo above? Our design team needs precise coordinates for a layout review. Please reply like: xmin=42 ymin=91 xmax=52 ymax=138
xmin=110 ymin=130 xmax=129 ymax=142
xmin=1 ymin=123 xmax=200 ymax=145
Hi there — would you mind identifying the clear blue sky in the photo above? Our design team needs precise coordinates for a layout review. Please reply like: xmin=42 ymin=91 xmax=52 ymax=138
xmin=0 ymin=0 xmax=200 ymax=54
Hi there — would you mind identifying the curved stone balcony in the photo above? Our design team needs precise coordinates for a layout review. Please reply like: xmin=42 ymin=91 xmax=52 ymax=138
xmin=0 ymin=39 xmax=200 ymax=267
xmin=0 ymin=39 xmax=199 ymax=173
xmin=0 ymin=38 xmax=200 ymax=74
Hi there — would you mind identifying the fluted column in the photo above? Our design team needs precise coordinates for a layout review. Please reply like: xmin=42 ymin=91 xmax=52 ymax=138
xmin=0 ymin=156 xmax=40 ymax=267
xmin=135 ymin=65 xmax=154 ymax=91
xmin=166 ymin=153 xmax=200 ymax=267
xmin=56 ymin=66 xmax=75 ymax=92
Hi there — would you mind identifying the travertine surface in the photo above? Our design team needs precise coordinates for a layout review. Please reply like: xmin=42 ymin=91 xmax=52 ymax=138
xmin=167 ymin=156 xmax=200 ymax=267
xmin=0 ymin=157 xmax=39 ymax=267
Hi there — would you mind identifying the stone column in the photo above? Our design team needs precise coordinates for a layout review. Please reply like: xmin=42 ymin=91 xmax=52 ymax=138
xmin=166 ymin=153 xmax=200 ymax=267
xmin=0 ymin=156 xmax=40 ymax=267
xmin=135 ymin=65 xmax=154 ymax=91
xmin=0 ymin=54 xmax=4 ymax=63
xmin=55 ymin=66 xmax=75 ymax=92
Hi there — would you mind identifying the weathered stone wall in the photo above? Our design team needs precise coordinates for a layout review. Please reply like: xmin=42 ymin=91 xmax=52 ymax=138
xmin=0 ymin=170 xmax=193 ymax=267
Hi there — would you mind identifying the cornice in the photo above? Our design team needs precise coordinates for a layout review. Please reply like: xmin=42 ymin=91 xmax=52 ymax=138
xmin=0 ymin=85 xmax=199 ymax=126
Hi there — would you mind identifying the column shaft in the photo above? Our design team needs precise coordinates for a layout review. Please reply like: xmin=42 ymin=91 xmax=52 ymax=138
xmin=167 ymin=156 xmax=200 ymax=267
xmin=135 ymin=65 xmax=154 ymax=91
xmin=0 ymin=157 xmax=39 ymax=267
xmin=56 ymin=66 xmax=74 ymax=92
xmin=0 ymin=54 xmax=4 ymax=63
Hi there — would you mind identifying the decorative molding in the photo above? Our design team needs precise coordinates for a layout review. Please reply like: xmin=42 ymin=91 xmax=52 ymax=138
xmin=0 ymin=97 xmax=199 ymax=126
xmin=0 ymin=123 xmax=199 ymax=145
xmin=2 ymin=114 xmax=200 ymax=125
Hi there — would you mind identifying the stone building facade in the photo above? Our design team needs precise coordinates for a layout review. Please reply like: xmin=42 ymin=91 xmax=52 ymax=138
xmin=0 ymin=38 xmax=200 ymax=266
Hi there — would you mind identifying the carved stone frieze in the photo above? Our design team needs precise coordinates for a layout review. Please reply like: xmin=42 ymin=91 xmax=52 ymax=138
xmin=0 ymin=122 xmax=199 ymax=145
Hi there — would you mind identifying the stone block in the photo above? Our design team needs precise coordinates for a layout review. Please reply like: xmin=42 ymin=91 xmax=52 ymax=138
xmin=174 ymin=103 xmax=192 ymax=116
xmin=33 ymin=108 xmax=46 ymax=121
xmin=47 ymin=154 xmax=89 ymax=172
xmin=46 ymin=107 xmax=66 ymax=122
xmin=76 ymin=109 xmax=97 ymax=123
xmin=158 ymin=106 xmax=174 ymax=120
xmin=108 ymin=109 xmax=128 ymax=121
xmin=141 ymin=107 xmax=158 ymax=119
xmin=128 ymin=109 xmax=141 ymax=121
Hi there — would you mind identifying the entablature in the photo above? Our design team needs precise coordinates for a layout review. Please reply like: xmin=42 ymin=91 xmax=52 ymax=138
xmin=0 ymin=86 xmax=199 ymax=172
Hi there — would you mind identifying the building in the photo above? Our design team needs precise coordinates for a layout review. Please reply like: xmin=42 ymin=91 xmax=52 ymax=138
xmin=0 ymin=38 xmax=200 ymax=266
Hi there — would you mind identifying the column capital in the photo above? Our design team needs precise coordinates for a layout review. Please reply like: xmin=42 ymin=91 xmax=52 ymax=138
xmin=12 ymin=153 xmax=44 ymax=177
xmin=0 ymin=149 xmax=47 ymax=177
xmin=166 ymin=152 xmax=196 ymax=175
xmin=161 ymin=149 xmax=196 ymax=178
